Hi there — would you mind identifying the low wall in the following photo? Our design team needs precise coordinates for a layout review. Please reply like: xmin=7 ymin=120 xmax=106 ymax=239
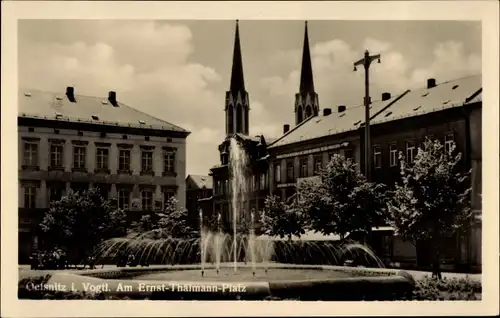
xmin=45 ymin=265 xmax=415 ymax=301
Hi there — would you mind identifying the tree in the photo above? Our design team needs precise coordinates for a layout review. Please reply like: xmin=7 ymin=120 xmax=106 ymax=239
xmin=296 ymin=154 xmax=387 ymax=240
xmin=260 ymin=194 xmax=307 ymax=240
xmin=39 ymin=188 xmax=127 ymax=261
xmin=129 ymin=197 xmax=198 ymax=239
xmin=203 ymin=213 xmax=220 ymax=233
xmin=387 ymin=139 xmax=472 ymax=279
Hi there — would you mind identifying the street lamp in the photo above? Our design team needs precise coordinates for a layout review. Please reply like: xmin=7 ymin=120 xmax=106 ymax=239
xmin=353 ymin=50 xmax=381 ymax=182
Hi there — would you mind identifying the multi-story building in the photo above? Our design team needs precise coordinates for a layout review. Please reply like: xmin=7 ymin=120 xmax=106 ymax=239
xmin=267 ymin=74 xmax=482 ymax=271
xmin=185 ymin=174 xmax=213 ymax=226
xmin=18 ymin=87 xmax=190 ymax=262
xmin=204 ymin=20 xmax=482 ymax=271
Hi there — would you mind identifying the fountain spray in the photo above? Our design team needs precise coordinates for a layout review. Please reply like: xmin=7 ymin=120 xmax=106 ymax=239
xmin=216 ymin=213 xmax=222 ymax=275
xmin=229 ymin=137 xmax=249 ymax=273
xmin=250 ymin=209 xmax=256 ymax=276
xmin=199 ymin=208 xmax=205 ymax=276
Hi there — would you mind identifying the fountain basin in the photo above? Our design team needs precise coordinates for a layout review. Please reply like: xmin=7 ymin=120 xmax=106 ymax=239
xmin=46 ymin=264 xmax=416 ymax=300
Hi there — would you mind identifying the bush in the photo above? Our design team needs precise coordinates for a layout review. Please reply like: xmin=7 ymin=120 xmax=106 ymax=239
xmin=412 ymin=276 xmax=481 ymax=300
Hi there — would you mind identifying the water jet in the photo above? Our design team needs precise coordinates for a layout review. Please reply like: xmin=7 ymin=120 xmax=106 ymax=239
xmin=54 ymin=135 xmax=415 ymax=300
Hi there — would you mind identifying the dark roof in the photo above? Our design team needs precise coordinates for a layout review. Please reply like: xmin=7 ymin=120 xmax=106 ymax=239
xmin=187 ymin=174 xmax=213 ymax=190
xmin=299 ymin=21 xmax=315 ymax=95
xmin=229 ymin=20 xmax=245 ymax=93
xmin=18 ymin=88 xmax=189 ymax=133
xmin=269 ymin=74 xmax=481 ymax=149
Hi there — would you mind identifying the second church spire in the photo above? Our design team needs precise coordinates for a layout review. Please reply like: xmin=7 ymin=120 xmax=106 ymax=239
xmin=295 ymin=21 xmax=319 ymax=126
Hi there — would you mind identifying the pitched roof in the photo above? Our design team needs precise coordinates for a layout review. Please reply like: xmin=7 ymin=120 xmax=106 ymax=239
xmin=370 ymin=75 xmax=482 ymax=126
xmin=187 ymin=174 xmax=213 ymax=190
xmin=269 ymin=74 xmax=481 ymax=149
xmin=18 ymin=88 xmax=189 ymax=133
xmin=269 ymin=91 xmax=408 ymax=148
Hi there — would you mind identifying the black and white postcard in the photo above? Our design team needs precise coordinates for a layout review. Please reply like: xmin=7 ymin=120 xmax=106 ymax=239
xmin=1 ymin=1 xmax=499 ymax=317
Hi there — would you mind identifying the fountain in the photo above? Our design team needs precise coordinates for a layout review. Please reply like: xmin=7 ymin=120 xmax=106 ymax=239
xmin=229 ymin=137 xmax=249 ymax=273
xmin=45 ymin=135 xmax=416 ymax=300
xmin=199 ymin=208 xmax=205 ymax=277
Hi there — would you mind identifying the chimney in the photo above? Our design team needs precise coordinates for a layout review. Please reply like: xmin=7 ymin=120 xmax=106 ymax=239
xmin=283 ymin=124 xmax=290 ymax=134
xmin=66 ymin=86 xmax=76 ymax=102
xmin=427 ymin=78 xmax=436 ymax=89
xmin=338 ymin=105 xmax=346 ymax=113
xmin=108 ymin=91 xmax=118 ymax=107
xmin=381 ymin=92 xmax=391 ymax=101
xmin=323 ymin=108 xmax=332 ymax=116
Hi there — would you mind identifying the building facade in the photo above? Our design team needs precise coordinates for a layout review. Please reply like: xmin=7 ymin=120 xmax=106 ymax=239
xmin=18 ymin=87 xmax=189 ymax=262
xmin=204 ymin=21 xmax=482 ymax=271
xmin=267 ymin=75 xmax=482 ymax=271
xmin=186 ymin=174 xmax=213 ymax=226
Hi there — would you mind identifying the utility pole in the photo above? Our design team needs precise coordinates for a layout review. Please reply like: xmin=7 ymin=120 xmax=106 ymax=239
xmin=353 ymin=50 xmax=381 ymax=182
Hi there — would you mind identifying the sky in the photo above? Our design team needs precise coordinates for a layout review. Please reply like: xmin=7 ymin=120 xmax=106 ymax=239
xmin=18 ymin=20 xmax=481 ymax=176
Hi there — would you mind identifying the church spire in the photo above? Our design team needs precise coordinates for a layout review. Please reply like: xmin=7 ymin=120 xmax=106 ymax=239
xmin=225 ymin=20 xmax=250 ymax=136
xmin=230 ymin=19 xmax=245 ymax=92
xmin=295 ymin=21 xmax=319 ymax=126
xmin=299 ymin=21 xmax=314 ymax=95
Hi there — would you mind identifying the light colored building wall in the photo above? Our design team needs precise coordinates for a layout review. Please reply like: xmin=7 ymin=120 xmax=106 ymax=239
xmin=18 ymin=125 xmax=187 ymax=209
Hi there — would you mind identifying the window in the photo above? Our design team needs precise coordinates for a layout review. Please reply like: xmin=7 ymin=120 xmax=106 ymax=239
xmin=305 ymin=106 xmax=312 ymax=118
xmin=313 ymin=156 xmax=322 ymax=175
xmin=73 ymin=146 xmax=86 ymax=169
xmin=119 ymin=150 xmax=131 ymax=171
xmin=254 ymin=175 xmax=259 ymax=190
xmin=225 ymin=180 xmax=229 ymax=194
xmin=260 ymin=173 xmax=266 ymax=189
xmin=406 ymin=141 xmax=416 ymax=163
xmin=373 ymin=145 xmax=382 ymax=169
xmin=286 ymin=160 xmax=294 ymax=182
xmin=48 ymin=186 xmax=64 ymax=202
xmin=24 ymin=187 xmax=36 ymax=209
xmin=274 ymin=164 xmax=281 ymax=183
xmin=141 ymin=189 xmax=153 ymax=210
xmin=71 ymin=183 xmax=88 ymax=194
xmin=96 ymin=148 xmax=109 ymax=170
xmin=215 ymin=180 xmax=221 ymax=195
xmin=297 ymin=106 xmax=303 ymax=123
xmin=50 ymin=143 xmax=63 ymax=167
xmin=141 ymin=150 xmax=153 ymax=172
xmin=389 ymin=144 xmax=398 ymax=167
xmin=96 ymin=185 xmax=109 ymax=200
xmin=164 ymin=189 xmax=175 ymax=207
xmin=344 ymin=149 xmax=354 ymax=162
xmin=445 ymin=133 xmax=454 ymax=154
xmin=23 ymin=142 xmax=38 ymax=166
xmin=118 ymin=189 xmax=130 ymax=209
xmin=164 ymin=150 xmax=175 ymax=174
xmin=299 ymin=157 xmax=308 ymax=178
